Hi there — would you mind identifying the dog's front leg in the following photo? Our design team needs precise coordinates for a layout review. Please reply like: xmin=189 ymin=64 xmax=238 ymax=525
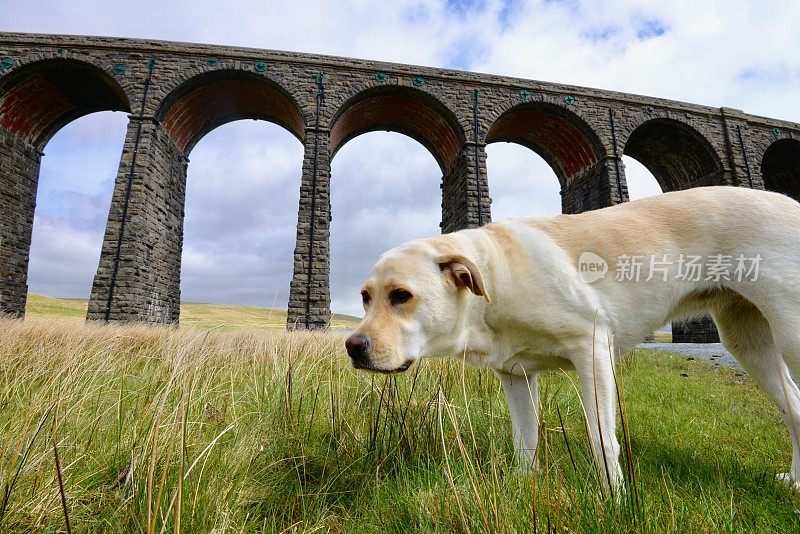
xmin=572 ymin=350 xmax=624 ymax=493
xmin=496 ymin=370 xmax=539 ymax=466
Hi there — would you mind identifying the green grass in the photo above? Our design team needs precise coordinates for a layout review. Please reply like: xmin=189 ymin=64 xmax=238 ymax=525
xmin=0 ymin=318 xmax=797 ymax=532
xmin=24 ymin=293 xmax=361 ymax=330
xmin=653 ymin=331 xmax=672 ymax=343
xmin=24 ymin=293 xmax=87 ymax=319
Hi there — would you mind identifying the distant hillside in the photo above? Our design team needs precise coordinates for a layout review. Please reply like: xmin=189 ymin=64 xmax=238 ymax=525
xmin=24 ymin=294 xmax=361 ymax=331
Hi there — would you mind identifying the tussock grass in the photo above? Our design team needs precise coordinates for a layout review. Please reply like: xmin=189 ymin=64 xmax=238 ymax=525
xmin=0 ymin=317 xmax=798 ymax=532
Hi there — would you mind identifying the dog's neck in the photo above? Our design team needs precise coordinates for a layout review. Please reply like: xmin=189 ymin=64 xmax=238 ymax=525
xmin=452 ymin=293 xmax=494 ymax=362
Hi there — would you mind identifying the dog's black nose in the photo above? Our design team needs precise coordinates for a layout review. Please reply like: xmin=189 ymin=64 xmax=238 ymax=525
xmin=345 ymin=334 xmax=371 ymax=365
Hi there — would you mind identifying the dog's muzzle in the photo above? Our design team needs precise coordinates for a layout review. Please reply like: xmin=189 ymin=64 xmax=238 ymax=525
xmin=345 ymin=334 xmax=414 ymax=374
xmin=345 ymin=334 xmax=371 ymax=367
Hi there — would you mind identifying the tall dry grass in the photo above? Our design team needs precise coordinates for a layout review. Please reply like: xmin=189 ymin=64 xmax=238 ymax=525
xmin=0 ymin=318 xmax=348 ymax=531
xmin=0 ymin=316 xmax=796 ymax=532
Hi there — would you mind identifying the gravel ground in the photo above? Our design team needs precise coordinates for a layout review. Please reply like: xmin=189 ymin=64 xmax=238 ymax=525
xmin=638 ymin=342 xmax=740 ymax=369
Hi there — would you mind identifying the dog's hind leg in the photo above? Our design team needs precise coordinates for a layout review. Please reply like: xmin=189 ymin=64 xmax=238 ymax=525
xmin=497 ymin=370 xmax=539 ymax=466
xmin=767 ymin=305 xmax=800 ymax=489
xmin=713 ymin=295 xmax=800 ymax=488
xmin=766 ymin=306 xmax=800 ymax=386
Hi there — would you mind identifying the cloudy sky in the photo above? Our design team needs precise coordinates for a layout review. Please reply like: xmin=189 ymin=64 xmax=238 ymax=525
xmin=7 ymin=0 xmax=800 ymax=317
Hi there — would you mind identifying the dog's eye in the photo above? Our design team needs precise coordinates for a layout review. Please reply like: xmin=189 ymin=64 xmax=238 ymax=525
xmin=361 ymin=291 xmax=371 ymax=306
xmin=389 ymin=289 xmax=413 ymax=306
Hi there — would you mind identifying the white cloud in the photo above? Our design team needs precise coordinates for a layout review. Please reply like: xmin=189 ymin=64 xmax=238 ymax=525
xmin=330 ymin=132 xmax=441 ymax=315
xmin=28 ymin=217 xmax=103 ymax=298
xmin=181 ymin=121 xmax=303 ymax=306
xmin=27 ymin=112 xmax=127 ymax=298
xmin=622 ymin=156 xmax=663 ymax=200
xmin=11 ymin=0 xmax=800 ymax=316
xmin=486 ymin=143 xmax=562 ymax=220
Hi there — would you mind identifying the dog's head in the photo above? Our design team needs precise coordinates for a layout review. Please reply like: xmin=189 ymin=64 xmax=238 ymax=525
xmin=344 ymin=238 xmax=490 ymax=373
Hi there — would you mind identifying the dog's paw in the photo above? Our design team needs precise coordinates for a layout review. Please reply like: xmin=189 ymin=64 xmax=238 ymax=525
xmin=512 ymin=458 xmax=537 ymax=475
xmin=775 ymin=472 xmax=800 ymax=491
xmin=611 ymin=482 xmax=628 ymax=505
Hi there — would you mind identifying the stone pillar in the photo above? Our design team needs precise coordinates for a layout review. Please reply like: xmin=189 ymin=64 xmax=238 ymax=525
xmin=287 ymin=127 xmax=331 ymax=329
xmin=673 ymin=317 xmax=719 ymax=343
xmin=0 ymin=127 xmax=41 ymax=317
xmin=720 ymin=107 xmax=764 ymax=190
xmin=561 ymin=156 xmax=622 ymax=213
xmin=441 ymin=142 xmax=491 ymax=233
xmin=87 ymin=117 xmax=187 ymax=324
xmin=672 ymin=315 xmax=720 ymax=343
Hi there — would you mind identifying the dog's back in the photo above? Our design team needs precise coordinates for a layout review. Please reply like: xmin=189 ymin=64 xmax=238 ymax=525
xmin=502 ymin=187 xmax=800 ymax=293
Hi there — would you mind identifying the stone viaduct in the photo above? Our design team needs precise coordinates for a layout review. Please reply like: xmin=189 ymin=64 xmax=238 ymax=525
xmin=1 ymin=33 xmax=799 ymax=340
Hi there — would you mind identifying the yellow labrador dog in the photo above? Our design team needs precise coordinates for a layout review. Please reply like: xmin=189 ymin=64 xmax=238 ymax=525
xmin=345 ymin=186 xmax=800 ymax=491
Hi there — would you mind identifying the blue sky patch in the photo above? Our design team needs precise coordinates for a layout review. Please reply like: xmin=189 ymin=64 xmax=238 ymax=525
xmin=498 ymin=0 xmax=524 ymax=31
xmin=445 ymin=34 xmax=490 ymax=70
xmin=542 ymin=0 xmax=579 ymax=11
xmin=446 ymin=0 xmax=487 ymax=18
xmin=583 ymin=25 xmax=620 ymax=42
xmin=636 ymin=18 xmax=668 ymax=40
xmin=402 ymin=3 xmax=430 ymax=24
xmin=738 ymin=63 xmax=798 ymax=84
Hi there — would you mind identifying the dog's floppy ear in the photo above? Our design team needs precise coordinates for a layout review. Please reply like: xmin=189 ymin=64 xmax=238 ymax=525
xmin=438 ymin=254 xmax=491 ymax=302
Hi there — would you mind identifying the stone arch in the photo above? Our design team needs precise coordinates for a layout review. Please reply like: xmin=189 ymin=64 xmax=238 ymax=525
xmin=0 ymin=57 xmax=132 ymax=148
xmin=485 ymin=100 xmax=607 ymax=186
xmin=622 ymin=117 xmax=724 ymax=192
xmin=156 ymin=69 xmax=307 ymax=155
xmin=0 ymin=57 xmax=132 ymax=318
xmin=485 ymin=100 xmax=616 ymax=214
xmin=760 ymin=138 xmax=800 ymax=201
xmin=329 ymin=85 xmax=466 ymax=174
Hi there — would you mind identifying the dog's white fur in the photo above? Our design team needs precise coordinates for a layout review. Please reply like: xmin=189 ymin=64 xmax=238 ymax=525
xmin=346 ymin=186 xmax=800 ymax=491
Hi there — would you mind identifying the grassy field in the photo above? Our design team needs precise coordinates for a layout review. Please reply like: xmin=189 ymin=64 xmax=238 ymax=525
xmin=24 ymin=293 xmax=361 ymax=330
xmin=0 ymin=317 xmax=798 ymax=532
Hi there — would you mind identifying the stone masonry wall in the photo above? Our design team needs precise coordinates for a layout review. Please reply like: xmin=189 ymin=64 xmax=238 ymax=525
xmin=441 ymin=143 xmax=491 ymax=233
xmin=673 ymin=316 xmax=720 ymax=344
xmin=561 ymin=157 xmax=622 ymax=213
xmin=0 ymin=126 xmax=40 ymax=316
xmin=0 ymin=33 xmax=798 ymax=333
xmin=87 ymin=119 xmax=186 ymax=323
xmin=287 ymin=129 xmax=331 ymax=329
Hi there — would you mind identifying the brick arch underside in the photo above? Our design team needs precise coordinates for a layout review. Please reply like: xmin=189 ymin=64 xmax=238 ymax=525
xmin=329 ymin=90 xmax=463 ymax=174
xmin=159 ymin=73 xmax=306 ymax=154
xmin=623 ymin=119 xmax=722 ymax=192
xmin=762 ymin=138 xmax=800 ymax=202
xmin=485 ymin=104 xmax=602 ymax=185
xmin=0 ymin=59 xmax=130 ymax=148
